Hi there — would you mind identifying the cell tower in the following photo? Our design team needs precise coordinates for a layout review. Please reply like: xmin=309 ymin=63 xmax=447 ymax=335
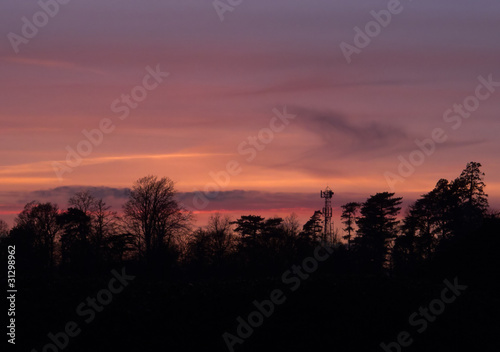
xmin=320 ymin=186 xmax=334 ymax=243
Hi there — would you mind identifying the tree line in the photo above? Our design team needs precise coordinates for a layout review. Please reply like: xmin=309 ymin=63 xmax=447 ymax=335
xmin=0 ymin=162 xmax=496 ymax=278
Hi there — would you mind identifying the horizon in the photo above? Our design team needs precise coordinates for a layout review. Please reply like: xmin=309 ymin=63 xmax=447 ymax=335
xmin=1 ymin=161 xmax=496 ymax=230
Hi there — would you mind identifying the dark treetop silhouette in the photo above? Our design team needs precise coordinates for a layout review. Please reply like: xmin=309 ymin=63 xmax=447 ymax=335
xmin=1 ymin=162 xmax=498 ymax=352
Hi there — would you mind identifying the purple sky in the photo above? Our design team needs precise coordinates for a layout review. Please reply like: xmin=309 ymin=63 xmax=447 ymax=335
xmin=1 ymin=0 xmax=499 ymax=227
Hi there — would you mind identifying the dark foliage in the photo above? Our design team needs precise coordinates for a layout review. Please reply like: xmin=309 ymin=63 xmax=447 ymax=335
xmin=1 ymin=162 xmax=498 ymax=351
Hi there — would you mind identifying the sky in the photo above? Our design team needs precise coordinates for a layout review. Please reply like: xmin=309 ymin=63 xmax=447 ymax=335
xmin=1 ymin=0 xmax=499 ymax=228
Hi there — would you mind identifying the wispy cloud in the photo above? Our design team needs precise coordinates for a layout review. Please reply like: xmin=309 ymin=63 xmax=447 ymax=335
xmin=0 ymin=152 xmax=233 ymax=180
xmin=2 ymin=56 xmax=105 ymax=74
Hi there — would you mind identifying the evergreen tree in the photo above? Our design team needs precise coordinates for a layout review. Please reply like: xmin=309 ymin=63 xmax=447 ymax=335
xmin=454 ymin=161 xmax=489 ymax=214
xmin=231 ymin=215 xmax=265 ymax=247
xmin=340 ymin=202 xmax=360 ymax=250
xmin=355 ymin=192 xmax=402 ymax=273
xmin=301 ymin=210 xmax=323 ymax=243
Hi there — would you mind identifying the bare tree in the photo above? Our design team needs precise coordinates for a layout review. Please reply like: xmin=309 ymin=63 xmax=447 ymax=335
xmin=69 ymin=190 xmax=98 ymax=214
xmin=206 ymin=213 xmax=235 ymax=263
xmin=14 ymin=201 xmax=60 ymax=268
xmin=123 ymin=175 xmax=192 ymax=261
xmin=282 ymin=213 xmax=301 ymax=239
xmin=93 ymin=198 xmax=120 ymax=255
xmin=186 ymin=213 xmax=234 ymax=268
xmin=68 ymin=190 xmax=121 ymax=258
xmin=0 ymin=219 xmax=9 ymax=238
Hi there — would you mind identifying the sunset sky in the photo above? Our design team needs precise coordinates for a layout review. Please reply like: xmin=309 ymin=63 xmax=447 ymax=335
xmin=1 ymin=0 xmax=499 ymax=227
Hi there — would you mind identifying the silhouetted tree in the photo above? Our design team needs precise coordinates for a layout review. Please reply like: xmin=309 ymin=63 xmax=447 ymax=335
xmin=261 ymin=217 xmax=284 ymax=240
xmin=57 ymin=208 xmax=92 ymax=272
xmin=186 ymin=228 xmax=213 ymax=270
xmin=451 ymin=162 xmax=489 ymax=235
xmin=392 ymin=211 xmax=418 ymax=273
xmin=455 ymin=161 xmax=489 ymax=212
xmin=123 ymin=175 xmax=192 ymax=265
xmin=231 ymin=215 xmax=299 ymax=272
xmin=93 ymin=198 xmax=122 ymax=257
xmin=231 ymin=215 xmax=265 ymax=248
xmin=12 ymin=201 xmax=60 ymax=269
xmin=301 ymin=210 xmax=323 ymax=243
xmin=68 ymin=191 xmax=121 ymax=258
xmin=394 ymin=163 xmax=491 ymax=273
xmin=0 ymin=220 xmax=9 ymax=262
xmin=280 ymin=213 xmax=301 ymax=256
xmin=206 ymin=213 xmax=235 ymax=265
xmin=106 ymin=232 xmax=136 ymax=263
xmin=260 ymin=217 xmax=288 ymax=265
xmin=393 ymin=199 xmax=433 ymax=273
xmin=69 ymin=190 xmax=97 ymax=213
xmin=187 ymin=213 xmax=235 ymax=270
xmin=0 ymin=219 xmax=8 ymax=238
xmin=282 ymin=213 xmax=301 ymax=239
xmin=341 ymin=202 xmax=360 ymax=250
xmin=355 ymin=192 xmax=402 ymax=273
xmin=424 ymin=179 xmax=459 ymax=241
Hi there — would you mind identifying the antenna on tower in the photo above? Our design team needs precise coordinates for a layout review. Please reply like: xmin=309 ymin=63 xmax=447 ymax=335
xmin=320 ymin=186 xmax=334 ymax=244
